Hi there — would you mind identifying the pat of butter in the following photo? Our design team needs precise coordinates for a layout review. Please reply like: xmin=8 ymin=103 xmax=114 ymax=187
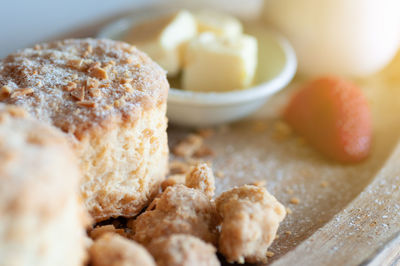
xmin=124 ymin=10 xmax=197 ymax=77
xmin=182 ymin=33 xmax=258 ymax=92
xmin=194 ymin=10 xmax=243 ymax=37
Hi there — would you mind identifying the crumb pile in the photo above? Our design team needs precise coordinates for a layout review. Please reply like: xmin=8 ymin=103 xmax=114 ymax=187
xmin=87 ymin=130 xmax=286 ymax=265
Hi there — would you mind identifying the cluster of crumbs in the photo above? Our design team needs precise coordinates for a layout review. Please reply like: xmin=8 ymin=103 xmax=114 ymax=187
xmin=167 ymin=113 xmax=389 ymax=263
xmin=87 ymin=133 xmax=287 ymax=265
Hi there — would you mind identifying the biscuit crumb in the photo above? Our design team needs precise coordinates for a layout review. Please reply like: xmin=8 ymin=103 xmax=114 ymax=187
xmin=169 ymin=160 xmax=190 ymax=175
xmin=196 ymin=128 xmax=215 ymax=138
xmin=5 ymin=105 xmax=28 ymax=118
xmin=193 ymin=145 xmax=215 ymax=158
xmin=89 ymin=233 xmax=155 ymax=266
xmin=103 ymin=104 xmax=112 ymax=111
xmin=286 ymin=207 xmax=293 ymax=214
xmin=285 ymin=230 xmax=292 ymax=235
xmin=10 ymin=88 xmax=34 ymax=98
xmin=133 ymin=185 xmax=219 ymax=246
xmin=161 ymin=174 xmax=185 ymax=190
xmin=86 ymin=78 xmax=99 ymax=90
xmin=0 ymin=86 xmax=11 ymax=99
xmin=113 ymin=98 xmax=126 ymax=108
xmin=123 ymin=83 xmax=134 ymax=93
xmin=89 ymin=66 xmax=108 ymax=80
xmin=63 ymin=82 xmax=77 ymax=92
xmin=89 ymin=88 xmax=101 ymax=98
xmin=90 ymin=224 xmax=126 ymax=240
xmin=71 ymin=86 xmax=85 ymax=101
xmin=121 ymin=78 xmax=133 ymax=84
xmin=147 ymin=234 xmax=219 ymax=266
xmin=289 ymin=197 xmax=300 ymax=204
xmin=67 ymin=59 xmax=83 ymax=69
xmin=77 ymin=101 xmax=97 ymax=108
xmin=172 ymin=134 xmax=203 ymax=158
xmin=185 ymin=163 xmax=215 ymax=199
xmin=266 ymin=251 xmax=275 ymax=258
xmin=216 ymin=185 xmax=286 ymax=264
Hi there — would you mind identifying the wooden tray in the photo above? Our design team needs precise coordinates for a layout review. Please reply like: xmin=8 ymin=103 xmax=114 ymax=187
xmin=168 ymin=52 xmax=400 ymax=265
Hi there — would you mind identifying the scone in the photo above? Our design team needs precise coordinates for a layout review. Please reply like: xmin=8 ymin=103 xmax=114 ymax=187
xmin=0 ymin=104 xmax=87 ymax=266
xmin=0 ymin=38 xmax=169 ymax=221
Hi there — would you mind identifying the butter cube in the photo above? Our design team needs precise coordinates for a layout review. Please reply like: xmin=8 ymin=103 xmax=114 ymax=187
xmin=124 ymin=10 xmax=197 ymax=76
xmin=194 ymin=10 xmax=243 ymax=37
xmin=182 ymin=33 xmax=258 ymax=92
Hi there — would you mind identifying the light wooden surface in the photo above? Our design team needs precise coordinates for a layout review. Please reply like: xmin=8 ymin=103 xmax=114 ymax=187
xmin=272 ymin=142 xmax=400 ymax=266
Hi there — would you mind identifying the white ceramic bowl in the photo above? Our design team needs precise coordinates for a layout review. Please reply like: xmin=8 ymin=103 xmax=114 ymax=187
xmin=98 ymin=12 xmax=297 ymax=127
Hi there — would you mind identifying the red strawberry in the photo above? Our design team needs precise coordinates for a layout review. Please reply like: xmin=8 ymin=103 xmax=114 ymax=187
xmin=284 ymin=76 xmax=372 ymax=163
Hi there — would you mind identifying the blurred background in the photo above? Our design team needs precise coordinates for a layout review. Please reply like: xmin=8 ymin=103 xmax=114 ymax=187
xmin=0 ymin=0 xmax=263 ymax=58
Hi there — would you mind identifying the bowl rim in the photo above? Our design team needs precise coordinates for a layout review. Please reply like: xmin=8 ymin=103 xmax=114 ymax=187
xmin=169 ymin=31 xmax=297 ymax=106
xmin=98 ymin=13 xmax=297 ymax=106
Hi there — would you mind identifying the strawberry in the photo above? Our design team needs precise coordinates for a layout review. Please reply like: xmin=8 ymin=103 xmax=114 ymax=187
xmin=284 ymin=76 xmax=372 ymax=163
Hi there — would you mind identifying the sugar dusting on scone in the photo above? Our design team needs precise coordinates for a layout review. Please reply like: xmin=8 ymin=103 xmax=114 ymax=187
xmin=0 ymin=104 xmax=88 ymax=266
xmin=0 ymin=38 xmax=169 ymax=221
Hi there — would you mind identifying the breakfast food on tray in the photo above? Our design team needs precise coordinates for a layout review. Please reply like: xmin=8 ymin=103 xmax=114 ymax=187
xmin=194 ymin=9 xmax=243 ymax=37
xmin=0 ymin=105 xmax=87 ymax=266
xmin=147 ymin=234 xmax=220 ymax=266
xmin=89 ymin=233 xmax=156 ymax=266
xmin=182 ymin=32 xmax=258 ymax=92
xmin=215 ymin=185 xmax=286 ymax=264
xmin=132 ymin=184 xmax=219 ymax=246
xmin=124 ymin=9 xmax=258 ymax=92
xmin=185 ymin=163 xmax=215 ymax=199
xmin=124 ymin=10 xmax=197 ymax=77
xmin=0 ymin=38 xmax=169 ymax=221
xmin=284 ymin=76 xmax=372 ymax=163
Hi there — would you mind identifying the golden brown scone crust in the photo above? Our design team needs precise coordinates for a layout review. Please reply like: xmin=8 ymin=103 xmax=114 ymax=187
xmin=133 ymin=185 xmax=219 ymax=246
xmin=0 ymin=38 xmax=169 ymax=221
xmin=89 ymin=233 xmax=155 ymax=266
xmin=0 ymin=38 xmax=168 ymax=136
xmin=0 ymin=104 xmax=87 ymax=266
xmin=147 ymin=234 xmax=220 ymax=266
xmin=215 ymin=185 xmax=286 ymax=264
